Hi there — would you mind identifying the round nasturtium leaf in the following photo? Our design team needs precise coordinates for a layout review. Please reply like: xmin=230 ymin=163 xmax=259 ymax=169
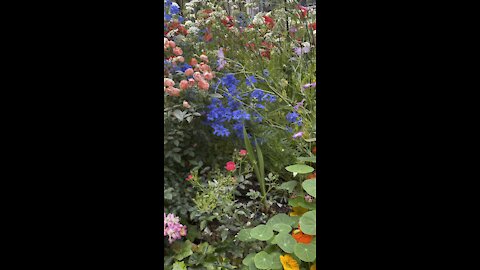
xmin=250 ymin=225 xmax=274 ymax=241
xmin=243 ymin=253 xmax=257 ymax=266
xmin=299 ymin=210 xmax=316 ymax=235
xmin=285 ymin=164 xmax=315 ymax=174
xmin=302 ymin=179 xmax=316 ymax=198
xmin=294 ymin=243 xmax=316 ymax=262
xmin=274 ymin=232 xmax=296 ymax=253
xmin=272 ymin=223 xmax=292 ymax=234
xmin=269 ymin=251 xmax=283 ymax=269
xmin=267 ymin=213 xmax=296 ymax=228
xmin=254 ymin=251 xmax=272 ymax=269
xmin=237 ymin=228 xmax=256 ymax=242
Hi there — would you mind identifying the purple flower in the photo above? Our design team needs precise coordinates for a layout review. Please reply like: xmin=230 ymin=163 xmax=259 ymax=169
xmin=292 ymin=132 xmax=303 ymax=139
xmin=294 ymin=99 xmax=305 ymax=111
xmin=217 ymin=48 xmax=227 ymax=71
xmin=303 ymin=82 xmax=317 ymax=89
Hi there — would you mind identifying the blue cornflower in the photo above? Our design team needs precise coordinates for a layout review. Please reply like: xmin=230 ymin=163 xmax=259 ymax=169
xmin=178 ymin=16 xmax=184 ymax=23
xmin=262 ymin=94 xmax=277 ymax=103
xmin=251 ymin=89 xmax=264 ymax=100
xmin=212 ymin=124 xmax=230 ymax=137
xmin=164 ymin=13 xmax=172 ymax=21
xmin=256 ymin=104 xmax=265 ymax=109
xmin=180 ymin=64 xmax=192 ymax=72
xmin=263 ymin=69 xmax=270 ymax=77
xmin=246 ymin=75 xmax=257 ymax=87
xmin=295 ymin=118 xmax=303 ymax=126
xmin=170 ymin=4 xmax=180 ymax=15
xmin=286 ymin=112 xmax=299 ymax=123
xmin=232 ymin=110 xmax=250 ymax=120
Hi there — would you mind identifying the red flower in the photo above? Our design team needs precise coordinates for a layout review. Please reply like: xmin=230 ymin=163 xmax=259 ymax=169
xmin=260 ymin=50 xmax=271 ymax=59
xmin=239 ymin=149 xmax=247 ymax=156
xmin=204 ymin=32 xmax=213 ymax=42
xmin=185 ymin=174 xmax=193 ymax=181
xmin=263 ymin=15 xmax=275 ymax=29
xmin=225 ymin=161 xmax=236 ymax=171
xmin=309 ymin=22 xmax=316 ymax=30
xmin=297 ymin=5 xmax=308 ymax=19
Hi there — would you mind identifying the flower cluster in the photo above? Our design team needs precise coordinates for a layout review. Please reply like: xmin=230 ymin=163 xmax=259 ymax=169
xmin=205 ymin=73 xmax=276 ymax=138
xmin=164 ymin=212 xmax=187 ymax=244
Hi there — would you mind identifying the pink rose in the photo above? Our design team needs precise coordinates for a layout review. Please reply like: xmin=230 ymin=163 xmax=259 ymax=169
xmin=225 ymin=161 xmax=236 ymax=171
xmin=239 ymin=149 xmax=247 ymax=156
xmin=183 ymin=100 xmax=190 ymax=108
xmin=203 ymin=72 xmax=213 ymax=80
xmin=200 ymin=54 xmax=208 ymax=62
xmin=184 ymin=68 xmax=194 ymax=76
xmin=179 ymin=80 xmax=189 ymax=90
xmin=173 ymin=47 xmax=183 ymax=56
xmin=197 ymin=79 xmax=209 ymax=90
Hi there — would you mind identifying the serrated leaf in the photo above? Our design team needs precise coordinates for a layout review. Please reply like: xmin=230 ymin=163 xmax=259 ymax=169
xmin=285 ymin=164 xmax=314 ymax=174
xmin=172 ymin=261 xmax=187 ymax=270
xmin=173 ymin=109 xmax=185 ymax=121
xmin=278 ymin=181 xmax=298 ymax=193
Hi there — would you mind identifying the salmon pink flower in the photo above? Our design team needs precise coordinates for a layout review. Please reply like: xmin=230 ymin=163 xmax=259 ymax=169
xmin=172 ymin=47 xmax=183 ymax=55
xmin=179 ymin=80 xmax=189 ymax=90
xmin=200 ymin=54 xmax=208 ymax=63
xmin=239 ymin=149 xmax=247 ymax=156
xmin=203 ymin=72 xmax=213 ymax=80
xmin=183 ymin=100 xmax=190 ymax=108
xmin=184 ymin=68 xmax=194 ymax=76
xmin=190 ymin=58 xmax=198 ymax=66
xmin=197 ymin=79 xmax=209 ymax=90
xmin=193 ymin=72 xmax=202 ymax=81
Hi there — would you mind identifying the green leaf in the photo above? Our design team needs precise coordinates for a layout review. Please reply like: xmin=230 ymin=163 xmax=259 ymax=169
xmin=254 ymin=251 xmax=271 ymax=269
xmin=272 ymin=223 xmax=292 ymax=234
xmin=210 ymin=93 xmax=223 ymax=98
xmin=294 ymin=243 xmax=316 ymax=262
xmin=304 ymin=137 xmax=316 ymax=142
xmin=250 ymin=225 xmax=274 ymax=241
xmin=173 ymin=109 xmax=185 ymax=121
xmin=302 ymin=179 xmax=316 ymax=198
xmin=266 ymin=213 xmax=296 ymax=228
xmin=285 ymin=164 xmax=314 ymax=174
xmin=297 ymin=156 xmax=316 ymax=163
xmin=269 ymin=251 xmax=283 ymax=269
xmin=242 ymin=253 xmax=257 ymax=266
xmin=174 ymin=240 xmax=193 ymax=260
xmin=274 ymin=233 xmax=296 ymax=253
xmin=278 ymin=180 xmax=298 ymax=193
xmin=172 ymin=261 xmax=187 ymax=270
xmin=237 ymin=228 xmax=256 ymax=242
xmin=299 ymin=210 xmax=316 ymax=235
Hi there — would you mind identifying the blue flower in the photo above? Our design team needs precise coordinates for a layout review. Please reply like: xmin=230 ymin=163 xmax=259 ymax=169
xmin=170 ymin=4 xmax=180 ymax=15
xmin=263 ymin=69 xmax=270 ymax=77
xmin=251 ymin=89 xmax=265 ymax=100
xmin=256 ymin=104 xmax=265 ymax=109
xmin=212 ymin=124 xmax=230 ymax=137
xmin=262 ymin=94 xmax=277 ymax=103
xmin=286 ymin=112 xmax=299 ymax=123
xmin=246 ymin=75 xmax=257 ymax=87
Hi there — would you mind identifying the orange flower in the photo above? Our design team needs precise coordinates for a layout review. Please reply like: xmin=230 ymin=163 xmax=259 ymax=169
xmin=307 ymin=172 xmax=316 ymax=179
xmin=280 ymin=254 xmax=299 ymax=270
xmin=292 ymin=227 xmax=313 ymax=244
